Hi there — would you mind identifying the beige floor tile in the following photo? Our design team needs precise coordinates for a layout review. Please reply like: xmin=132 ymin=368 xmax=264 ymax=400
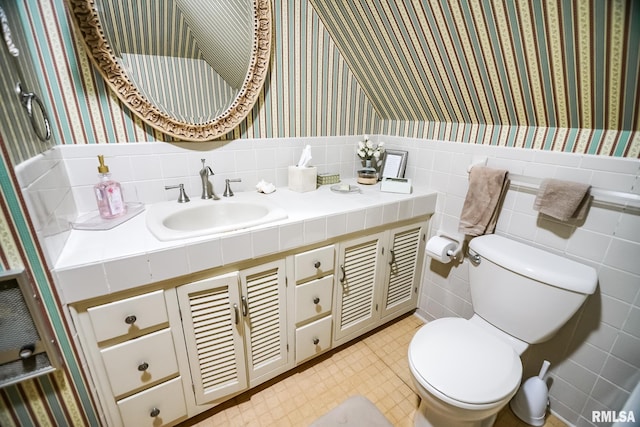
xmin=178 ymin=314 xmax=566 ymax=427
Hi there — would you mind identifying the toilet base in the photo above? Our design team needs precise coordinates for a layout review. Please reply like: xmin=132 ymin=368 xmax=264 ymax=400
xmin=414 ymin=399 xmax=499 ymax=427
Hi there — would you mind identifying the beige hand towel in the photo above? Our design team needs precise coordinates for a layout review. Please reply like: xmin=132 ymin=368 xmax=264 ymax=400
xmin=458 ymin=166 xmax=509 ymax=236
xmin=533 ymin=178 xmax=591 ymax=221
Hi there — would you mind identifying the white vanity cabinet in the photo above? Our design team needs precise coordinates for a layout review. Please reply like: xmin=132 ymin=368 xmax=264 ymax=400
xmin=334 ymin=222 xmax=427 ymax=345
xmin=68 ymin=218 xmax=430 ymax=426
xmin=70 ymin=290 xmax=188 ymax=427
xmin=291 ymin=245 xmax=335 ymax=363
xmin=174 ymin=259 xmax=290 ymax=408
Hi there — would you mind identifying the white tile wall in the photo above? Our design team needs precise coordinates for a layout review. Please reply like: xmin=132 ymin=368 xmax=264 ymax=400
xmin=16 ymin=136 xmax=362 ymax=268
xmin=378 ymin=136 xmax=640 ymax=427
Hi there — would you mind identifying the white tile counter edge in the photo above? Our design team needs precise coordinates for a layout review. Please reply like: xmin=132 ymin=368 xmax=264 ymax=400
xmin=54 ymin=180 xmax=437 ymax=304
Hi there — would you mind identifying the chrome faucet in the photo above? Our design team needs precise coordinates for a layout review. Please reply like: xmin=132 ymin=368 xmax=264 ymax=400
xmin=199 ymin=159 xmax=219 ymax=200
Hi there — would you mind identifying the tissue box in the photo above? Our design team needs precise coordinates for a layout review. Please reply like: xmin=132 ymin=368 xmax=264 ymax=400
xmin=288 ymin=166 xmax=317 ymax=192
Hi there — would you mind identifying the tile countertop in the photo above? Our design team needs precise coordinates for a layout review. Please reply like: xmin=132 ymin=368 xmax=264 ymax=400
xmin=54 ymin=179 xmax=437 ymax=304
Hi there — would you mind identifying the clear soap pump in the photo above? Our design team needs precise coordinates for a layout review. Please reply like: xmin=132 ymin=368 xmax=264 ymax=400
xmin=94 ymin=155 xmax=126 ymax=219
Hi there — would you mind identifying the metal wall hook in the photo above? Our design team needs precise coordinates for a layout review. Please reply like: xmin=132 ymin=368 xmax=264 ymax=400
xmin=2 ymin=6 xmax=52 ymax=143
xmin=16 ymin=83 xmax=51 ymax=142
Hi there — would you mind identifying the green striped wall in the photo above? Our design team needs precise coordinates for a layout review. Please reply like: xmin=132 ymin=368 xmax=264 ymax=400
xmin=0 ymin=134 xmax=97 ymax=426
xmin=0 ymin=0 xmax=639 ymax=425
xmin=6 ymin=0 xmax=377 ymax=156
xmin=310 ymin=0 xmax=640 ymax=157
xmin=1 ymin=2 xmax=97 ymax=426
xmin=5 ymin=0 xmax=640 ymax=159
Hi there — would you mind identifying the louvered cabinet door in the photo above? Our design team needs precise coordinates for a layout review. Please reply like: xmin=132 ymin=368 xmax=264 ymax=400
xmin=240 ymin=259 xmax=289 ymax=387
xmin=333 ymin=232 xmax=385 ymax=344
xmin=381 ymin=223 xmax=426 ymax=320
xmin=176 ymin=272 xmax=248 ymax=406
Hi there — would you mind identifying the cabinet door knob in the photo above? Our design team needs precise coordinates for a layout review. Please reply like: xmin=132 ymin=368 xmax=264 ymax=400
xmin=313 ymin=297 xmax=320 ymax=304
xmin=137 ymin=362 xmax=149 ymax=372
xmin=313 ymin=338 xmax=320 ymax=345
xmin=124 ymin=315 xmax=137 ymax=325
xmin=314 ymin=261 xmax=321 ymax=268
xmin=150 ymin=407 xmax=160 ymax=417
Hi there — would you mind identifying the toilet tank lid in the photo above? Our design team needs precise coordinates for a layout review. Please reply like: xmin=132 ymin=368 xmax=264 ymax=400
xmin=469 ymin=235 xmax=597 ymax=295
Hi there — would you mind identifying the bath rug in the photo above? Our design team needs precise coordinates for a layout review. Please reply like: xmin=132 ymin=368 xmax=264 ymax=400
xmin=309 ymin=395 xmax=393 ymax=427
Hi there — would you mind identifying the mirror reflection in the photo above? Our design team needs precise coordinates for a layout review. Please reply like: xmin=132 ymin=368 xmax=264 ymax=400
xmin=67 ymin=0 xmax=271 ymax=141
xmin=96 ymin=0 xmax=253 ymax=123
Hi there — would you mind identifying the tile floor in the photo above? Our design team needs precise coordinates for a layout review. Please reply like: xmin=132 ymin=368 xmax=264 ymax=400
xmin=179 ymin=314 xmax=567 ymax=427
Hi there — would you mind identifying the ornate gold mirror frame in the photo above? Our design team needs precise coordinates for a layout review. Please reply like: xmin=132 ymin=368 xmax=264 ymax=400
xmin=66 ymin=0 xmax=271 ymax=141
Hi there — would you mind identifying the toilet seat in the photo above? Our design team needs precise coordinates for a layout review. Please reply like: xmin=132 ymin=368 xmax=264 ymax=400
xmin=409 ymin=318 xmax=522 ymax=406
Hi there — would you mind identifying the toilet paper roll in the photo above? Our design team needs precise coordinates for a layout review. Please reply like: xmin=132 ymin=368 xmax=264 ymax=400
xmin=426 ymin=236 xmax=457 ymax=263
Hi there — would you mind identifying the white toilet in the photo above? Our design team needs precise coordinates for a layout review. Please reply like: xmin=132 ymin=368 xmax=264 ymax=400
xmin=409 ymin=234 xmax=597 ymax=427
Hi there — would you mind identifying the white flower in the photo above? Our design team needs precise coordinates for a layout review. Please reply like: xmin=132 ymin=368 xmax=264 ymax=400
xmin=363 ymin=134 xmax=369 ymax=141
xmin=358 ymin=141 xmax=365 ymax=150
xmin=357 ymin=149 xmax=366 ymax=158
xmin=378 ymin=141 xmax=385 ymax=148
xmin=373 ymin=150 xmax=381 ymax=159
xmin=366 ymin=140 xmax=374 ymax=149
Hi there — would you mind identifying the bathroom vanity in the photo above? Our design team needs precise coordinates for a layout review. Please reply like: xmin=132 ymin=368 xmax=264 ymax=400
xmin=57 ymin=183 xmax=436 ymax=427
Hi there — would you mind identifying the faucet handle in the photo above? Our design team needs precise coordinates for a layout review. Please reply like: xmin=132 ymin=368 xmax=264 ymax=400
xmin=223 ymin=178 xmax=242 ymax=197
xmin=165 ymin=184 xmax=190 ymax=203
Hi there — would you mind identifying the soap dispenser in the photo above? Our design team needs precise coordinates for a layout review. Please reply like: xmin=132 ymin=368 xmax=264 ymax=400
xmin=94 ymin=155 xmax=126 ymax=219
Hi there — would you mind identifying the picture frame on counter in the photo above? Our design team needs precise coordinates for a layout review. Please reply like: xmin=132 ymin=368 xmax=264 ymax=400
xmin=381 ymin=150 xmax=408 ymax=178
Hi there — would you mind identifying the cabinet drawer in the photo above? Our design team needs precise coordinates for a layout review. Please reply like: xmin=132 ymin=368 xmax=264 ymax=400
xmin=295 ymin=245 xmax=335 ymax=282
xmin=117 ymin=376 xmax=186 ymax=427
xmin=295 ymin=275 xmax=333 ymax=323
xmin=295 ymin=316 xmax=332 ymax=363
xmin=101 ymin=329 xmax=178 ymax=397
xmin=88 ymin=290 xmax=168 ymax=342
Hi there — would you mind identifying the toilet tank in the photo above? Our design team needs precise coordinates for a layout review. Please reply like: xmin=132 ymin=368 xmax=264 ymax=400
xmin=468 ymin=235 xmax=597 ymax=344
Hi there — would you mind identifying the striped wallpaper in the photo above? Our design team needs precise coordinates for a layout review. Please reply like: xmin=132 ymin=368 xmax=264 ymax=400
xmin=4 ymin=0 xmax=639 ymax=159
xmin=0 ymin=0 xmax=638 ymax=424
xmin=3 ymin=0 xmax=377 ymax=157
xmin=174 ymin=0 xmax=254 ymax=89
xmin=120 ymin=53 xmax=236 ymax=122
xmin=0 ymin=133 xmax=96 ymax=425
xmin=310 ymin=0 xmax=640 ymax=157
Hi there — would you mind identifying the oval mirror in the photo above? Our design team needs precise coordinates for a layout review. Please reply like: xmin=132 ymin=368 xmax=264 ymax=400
xmin=66 ymin=0 xmax=271 ymax=141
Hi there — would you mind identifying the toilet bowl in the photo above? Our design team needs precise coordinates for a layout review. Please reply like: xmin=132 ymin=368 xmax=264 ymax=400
xmin=409 ymin=234 xmax=598 ymax=427
xmin=408 ymin=317 xmax=522 ymax=427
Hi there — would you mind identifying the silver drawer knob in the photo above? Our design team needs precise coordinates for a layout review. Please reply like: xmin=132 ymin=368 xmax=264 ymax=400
xmin=138 ymin=362 xmax=149 ymax=372
xmin=150 ymin=407 xmax=160 ymax=417
xmin=313 ymin=297 xmax=320 ymax=304
xmin=313 ymin=338 xmax=320 ymax=345
xmin=124 ymin=315 xmax=137 ymax=325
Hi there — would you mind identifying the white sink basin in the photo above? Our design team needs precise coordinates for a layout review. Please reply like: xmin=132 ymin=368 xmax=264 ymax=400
xmin=146 ymin=198 xmax=288 ymax=241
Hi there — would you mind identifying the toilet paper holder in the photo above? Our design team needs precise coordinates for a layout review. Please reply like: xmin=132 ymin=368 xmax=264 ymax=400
xmin=427 ymin=230 xmax=463 ymax=262
xmin=438 ymin=231 xmax=463 ymax=260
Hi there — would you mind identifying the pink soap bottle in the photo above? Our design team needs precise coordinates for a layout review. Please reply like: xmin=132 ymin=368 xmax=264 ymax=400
xmin=94 ymin=155 xmax=126 ymax=219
